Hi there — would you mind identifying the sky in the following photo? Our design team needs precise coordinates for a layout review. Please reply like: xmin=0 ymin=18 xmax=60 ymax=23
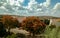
xmin=0 ymin=0 xmax=60 ymax=17
xmin=23 ymin=0 xmax=60 ymax=7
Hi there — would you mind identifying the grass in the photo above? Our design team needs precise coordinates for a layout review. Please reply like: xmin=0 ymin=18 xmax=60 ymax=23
xmin=5 ymin=25 xmax=60 ymax=38
xmin=44 ymin=25 xmax=60 ymax=38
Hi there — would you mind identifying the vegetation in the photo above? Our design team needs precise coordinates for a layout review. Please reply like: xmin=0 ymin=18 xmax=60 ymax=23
xmin=0 ymin=16 xmax=60 ymax=38
xmin=5 ymin=25 xmax=60 ymax=38
xmin=0 ymin=22 xmax=6 ymax=37
xmin=44 ymin=25 xmax=60 ymax=38
xmin=3 ymin=16 xmax=19 ymax=35
xmin=43 ymin=19 xmax=50 ymax=25
xmin=21 ymin=17 xmax=46 ymax=36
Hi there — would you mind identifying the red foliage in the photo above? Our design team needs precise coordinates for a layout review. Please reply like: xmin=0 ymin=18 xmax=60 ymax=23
xmin=21 ymin=17 xmax=46 ymax=34
xmin=3 ymin=15 xmax=19 ymax=28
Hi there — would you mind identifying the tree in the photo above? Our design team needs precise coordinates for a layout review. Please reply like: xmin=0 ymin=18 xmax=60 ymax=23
xmin=0 ymin=22 xmax=6 ymax=37
xmin=4 ymin=16 xmax=19 ymax=34
xmin=44 ymin=19 xmax=50 ymax=25
xmin=21 ymin=16 xmax=46 ymax=36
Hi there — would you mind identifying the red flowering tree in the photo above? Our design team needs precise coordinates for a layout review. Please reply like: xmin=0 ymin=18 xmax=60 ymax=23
xmin=3 ymin=16 xmax=19 ymax=33
xmin=21 ymin=16 xmax=46 ymax=36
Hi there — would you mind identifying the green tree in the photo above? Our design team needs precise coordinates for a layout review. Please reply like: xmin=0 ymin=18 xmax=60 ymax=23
xmin=44 ymin=19 xmax=50 ymax=25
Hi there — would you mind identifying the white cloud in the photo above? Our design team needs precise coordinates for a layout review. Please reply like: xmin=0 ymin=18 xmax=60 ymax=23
xmin=17 ymin=0 xmax=51 ymax=16
xmin=26 ymin=0 xmax=51 ymax=11
xmin=14 ymin=0 xmax=24 ymax=6
xmin=27 ymin=0 xmax=37 ymax=9
xmin=40 ymin=0 xmax=51 ymax=7
xmin=9 ymin=0 xmax=15 ymax=5
xmin=37 ymin=9 xmax=42 ymax=11
xmin=0 ymin=6 xmax=6 ymax=9
xmin=40 ymin=3 xmax=43 ymax=6
xmin=0 ymin=0 xmax=60 ymax=17
xmin=53 ymin=3 xmax=60 ymax=10
xmin=27 ymin=0 xmax=51 ymax=9
xmin=18 ymin=0 xmax=24 ymax=3
xmin=46 ymin=0 xmax=51 ymax=6
xmin=5 ymin=0 xmax=24 ymax=6
xmin=51 ymin=3 xmax=60 ymax=14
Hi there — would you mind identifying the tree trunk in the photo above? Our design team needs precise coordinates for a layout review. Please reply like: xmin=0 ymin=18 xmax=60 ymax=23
xmin=8 ymin=27 xmax=10 ymax=35
xmin=32 ymin=33 xmax=35 ymax=38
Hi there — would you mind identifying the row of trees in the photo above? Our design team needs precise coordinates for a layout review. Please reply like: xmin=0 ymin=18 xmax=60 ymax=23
xmin=0 ymin=16 xmax=50 ymax=37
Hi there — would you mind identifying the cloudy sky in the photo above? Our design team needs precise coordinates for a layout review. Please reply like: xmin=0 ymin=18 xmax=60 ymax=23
xmin=0 ymin=0 xmax=60 ymax=17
